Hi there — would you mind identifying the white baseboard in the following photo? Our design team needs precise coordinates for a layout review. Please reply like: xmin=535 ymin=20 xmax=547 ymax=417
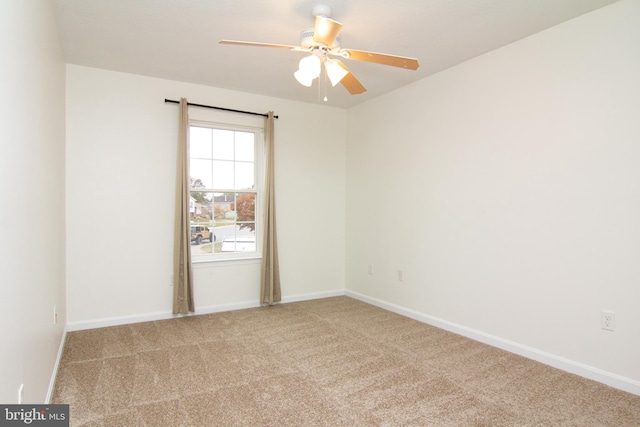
xmin=46 ymin=326 xmax=67 ymax=404
xmin=281 ymin=289 xmax=346 ymax=304
xmin=346 ymin=290 xmax=640 ymax=397
xmin=67 ymin=310 xmax=183 ymax=331
xmin=66 ymin=289 xmax=346 ymax=332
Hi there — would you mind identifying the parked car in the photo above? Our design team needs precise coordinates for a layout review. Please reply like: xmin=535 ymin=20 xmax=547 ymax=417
xmin=191 ymin=226 xmax=214 ymax=245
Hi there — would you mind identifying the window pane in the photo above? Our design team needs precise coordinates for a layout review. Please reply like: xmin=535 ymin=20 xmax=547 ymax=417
xmin=212 ymin=129 xmax=234 ymax=160
xmin=190 ymin=191 xmax=214 ymax=253
xmin=190 ymin=127 xmax=212 ymax=159
xmin=212 ymin=160 xmax=234 ymax=189
xmin=235 ymin=162 xmax=254 ymax=190
xmin=235 ymin=132 xmax=255 ymax=161
xmin=235 ymin=193 xmax=255 ymax=224
xmin=190 ymin=159 xmax=212 ymax=188
xmin=213 ymin=192 xmax=235 ymax=221
xmin=218 ymin=227 xmax=256 ymax=253
xmin=220 ymin=235 xmax=256 ymax=253
xmin=190 ymin=191 xmax=213 ymax=223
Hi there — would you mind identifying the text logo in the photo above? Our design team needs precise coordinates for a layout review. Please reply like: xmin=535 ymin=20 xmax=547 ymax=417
xmin=0 ymin=405 xmax=69 ymax=426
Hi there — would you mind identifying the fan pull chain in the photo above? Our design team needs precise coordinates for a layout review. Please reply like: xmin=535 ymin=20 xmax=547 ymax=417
xmin=323 ymin=64 xmax=328 ymax=102
xmin=316 ymin=67 xmax=322 ymax=101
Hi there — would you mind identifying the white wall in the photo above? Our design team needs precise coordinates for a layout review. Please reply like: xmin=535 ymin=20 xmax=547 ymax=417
xmin=0 ymin=1 xmax=66 ymax=403
xmin=65 ymin=65 xmax=346 ymax=327
xmin=346 ymin=0 xmax=640 ymax=389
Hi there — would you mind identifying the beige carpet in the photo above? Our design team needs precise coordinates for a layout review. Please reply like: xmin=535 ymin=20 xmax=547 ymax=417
xmin=52 ymin=296 xmax=640 ymax=426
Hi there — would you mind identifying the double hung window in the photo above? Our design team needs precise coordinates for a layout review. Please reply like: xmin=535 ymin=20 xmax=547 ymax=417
xmin=189 ymin=123 xmax=261 ymax=260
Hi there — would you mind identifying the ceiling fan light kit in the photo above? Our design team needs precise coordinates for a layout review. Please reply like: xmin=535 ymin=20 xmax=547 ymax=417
xmin=219 ymin=4 xmax=419 ymax=98
xmin=294 ymin=51 xmax=348 ymax=89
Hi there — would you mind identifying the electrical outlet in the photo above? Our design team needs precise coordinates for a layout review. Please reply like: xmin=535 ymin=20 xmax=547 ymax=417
xmin=601 ymin=310 xmax=615 ymax=331
xmin=18 ymin=384 xmax=24 ymax=404
xmin=398 ymin=270 xmax=404 ymax=282
xmin=368 ymin=264 xmax=374 ymax=275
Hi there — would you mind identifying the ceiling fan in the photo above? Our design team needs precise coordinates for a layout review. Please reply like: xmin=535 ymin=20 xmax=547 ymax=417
xmin=219 ymin=5 xmax=419 ymax=96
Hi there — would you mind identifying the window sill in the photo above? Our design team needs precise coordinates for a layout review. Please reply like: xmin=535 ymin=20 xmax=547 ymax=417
xmin=191 ymin=256 xmax=262 ymax=268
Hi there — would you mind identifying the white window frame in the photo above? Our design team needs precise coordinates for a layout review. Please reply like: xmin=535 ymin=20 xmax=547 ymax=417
xmin=189 ymin=119 xmax=264 ymax=263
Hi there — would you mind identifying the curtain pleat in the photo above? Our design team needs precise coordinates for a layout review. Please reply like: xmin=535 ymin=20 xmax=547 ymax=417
xmin=260 ymin=112 xmax=281 ymax=304
xmin=173 ymin=98 xmax=195 ymax=314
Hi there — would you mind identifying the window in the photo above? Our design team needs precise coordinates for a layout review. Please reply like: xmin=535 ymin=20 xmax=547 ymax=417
xmin=189 ymin=123 xmax=261 ymax=261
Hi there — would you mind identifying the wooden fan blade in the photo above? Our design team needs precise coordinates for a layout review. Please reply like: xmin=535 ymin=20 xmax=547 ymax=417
xmin=219 ymin=40 xmax=298 ymax=50
xmin=313 ymin=16 xmax=343 ymax=47
xmin=334 ymin=60 xmax=366 ymax=95
xmin=344 ymin=49 xmax=419 ymax=70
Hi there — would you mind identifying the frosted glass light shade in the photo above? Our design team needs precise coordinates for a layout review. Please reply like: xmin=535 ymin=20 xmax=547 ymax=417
xmin=325 ymin=58 xmax=348 ymax=86
xmin=294 ymin=69 xmax=314 ymax=86
xmin=299 ymin=54 xmax=321 ymax=78
xmin=294 ymin=54 xmax=322 ymax=86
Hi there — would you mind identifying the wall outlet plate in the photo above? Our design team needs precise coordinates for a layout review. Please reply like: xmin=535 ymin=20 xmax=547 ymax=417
xmin=601 ymin=310 xmax=615 ymax=331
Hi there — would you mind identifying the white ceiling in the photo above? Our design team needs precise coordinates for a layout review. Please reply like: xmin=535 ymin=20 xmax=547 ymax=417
xmin=54 ymin=0 xmax=619 ymax=109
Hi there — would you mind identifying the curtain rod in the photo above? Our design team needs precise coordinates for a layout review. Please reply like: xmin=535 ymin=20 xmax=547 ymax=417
xmin=164 ymin=99 xmax=278 ymax=119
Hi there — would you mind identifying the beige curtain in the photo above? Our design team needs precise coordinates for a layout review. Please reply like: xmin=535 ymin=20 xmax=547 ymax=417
xmin=173 ymin=98 xmax=195 ymax=314
xmin=260 ymin=112 xmax=281 ymax=304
